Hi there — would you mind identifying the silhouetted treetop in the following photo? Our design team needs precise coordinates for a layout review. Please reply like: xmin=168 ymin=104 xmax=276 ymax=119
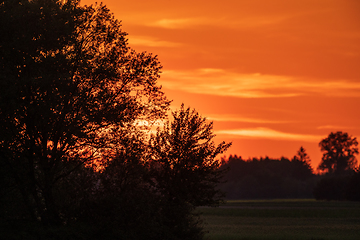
xmin=149 ymin=105 xmax=232 ymax=207
xmin=292 ymin=146 xmax=313 ymax=179
xmin=318 ymin=131 xmax=358 ymax=174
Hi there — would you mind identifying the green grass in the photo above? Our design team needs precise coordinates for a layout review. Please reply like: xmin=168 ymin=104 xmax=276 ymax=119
xmin=199 ymin=199 xmax=360 ymax=240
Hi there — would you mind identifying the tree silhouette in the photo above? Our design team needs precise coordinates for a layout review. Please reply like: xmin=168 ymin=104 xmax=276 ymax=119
xmin=1 ymin=1 xmax=232 ymax=238
xmin=0 ymin=0 xmax=169 ymax=226
xmin=150 ymin=105 xmax=231 ymax=206
xmin=291 ymin=146 xmax=313 ymax=179
xmin=318 ymin=132 xmax=359 ymax=174
xmin=149 ymin=105 xmax=231 ymax=238
xmin=313 ymin=132 xmax=359 ymax=201
xmin=294 ymin=146 xmax=311 ymax=164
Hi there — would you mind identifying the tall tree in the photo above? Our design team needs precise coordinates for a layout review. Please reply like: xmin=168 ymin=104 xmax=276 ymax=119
xmin=149 ymin=105 xmax=231 ymax=238
xmin=318 ymin=132 xmax=359 ymax=174
xmin=291 ymin=146 xmax=313 ymax=179
xmin=294 ymin=146 xmax=311 ymax=164
xmin=0 ymin=0 xmax=169 ymax=225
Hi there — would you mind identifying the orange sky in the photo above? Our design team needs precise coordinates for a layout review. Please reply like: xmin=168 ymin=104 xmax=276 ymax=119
xmin=82 ymin=0 xmax=360 ymax=169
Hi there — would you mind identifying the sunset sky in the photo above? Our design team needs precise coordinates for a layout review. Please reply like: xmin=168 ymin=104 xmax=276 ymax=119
xmin=82 ymin=0 xmax=360 ymax=168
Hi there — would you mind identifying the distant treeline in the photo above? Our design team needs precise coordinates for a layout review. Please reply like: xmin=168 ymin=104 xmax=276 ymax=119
xmin=219 ymin=155 xmax=318 ymax=199
xmin=219 ymin=154 xmax=360 ymax=201
xmin=218 ymin=132 xmax=360 ymax=201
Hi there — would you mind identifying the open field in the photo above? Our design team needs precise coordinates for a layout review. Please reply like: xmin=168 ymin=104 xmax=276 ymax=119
xmin=199 ymin=199 xmax=360 ymax=240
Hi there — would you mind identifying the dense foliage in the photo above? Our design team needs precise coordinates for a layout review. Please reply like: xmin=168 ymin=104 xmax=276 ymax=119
xmin=0 ymin=1 xmax=230 ymax=239
xmin=318 ymin=131 xmax=358 ymax=174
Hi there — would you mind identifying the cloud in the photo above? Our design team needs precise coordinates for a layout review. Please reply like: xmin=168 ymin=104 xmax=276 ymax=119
xmin=207 ymin=114 xmax=290 ymax=124
xmin=317 ymin=125 xmax=355 ymax=130
xmin=128 ymin=36 xmax=182 ymax=47
xmin=160 ymin=69 xmax=360 ymax=98
xmin=161 ymin=69 xmax=298 ymax=98
xmin=146 ymin=16 xmax=287 ymax=29
xmin=216 ymin=127 xmax=322 ymax=142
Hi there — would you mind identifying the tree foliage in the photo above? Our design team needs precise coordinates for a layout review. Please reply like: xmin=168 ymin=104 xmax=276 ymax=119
xmin=1 ymin=0 xmax=169 ymax=225
xmin=148 ymin=105 xmax=231 ymax=238
xmin=318 ymin=131 xmax=359 ymax=174
xmin=291 ymin=146 xmax=313 ymax=180
xmin=150 ymin=105 xmax=231 ymax=207
xmin=0 ymin=1 xmax=230 ymax=238
xmin=313 ymin=132 xmax=360 ymax=201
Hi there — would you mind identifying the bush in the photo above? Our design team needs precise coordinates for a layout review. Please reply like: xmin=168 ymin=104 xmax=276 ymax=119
xmin=345 ymin=171 xmax=360 ymax=201
xmin=313 ymin=174 xmax=351 ymax=201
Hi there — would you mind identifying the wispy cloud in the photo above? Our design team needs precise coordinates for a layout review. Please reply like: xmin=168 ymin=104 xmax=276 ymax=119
xmin=143 ymin=14 xmax=293 ymax=30
xmin=317 ymin=125 xmax=355 ymax=130
xmin=216 ymin=127 xmax=323 ymax=142
xmin=160 ymin=69 xmax=360 ymax=98
xmin=207 ymin=114 xmax=290 ymax=124
xmin=128 ymin=36 xmax=182 ymax=47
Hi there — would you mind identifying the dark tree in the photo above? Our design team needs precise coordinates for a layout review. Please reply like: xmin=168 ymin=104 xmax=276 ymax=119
xmin=149 ymin=105 xmax=231 ymax=238
xmin=150 ymin=105 xmax=231 ymax=206
xmin=291 ymin=146 xmax=313 ymax=179
xmin=0 ymin=0 xmax=169 ymax=225
xmin=313 ymin=132 xmax=359 ymax=201
xmin=293 ymin=147 xmax=311 ymax=165
xmin=318 ymin=132 xmax=359 ymax=174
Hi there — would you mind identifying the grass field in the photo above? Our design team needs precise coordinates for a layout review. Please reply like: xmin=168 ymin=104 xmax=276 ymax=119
xmin=199 ymin=199 xmax=360 ymax=240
